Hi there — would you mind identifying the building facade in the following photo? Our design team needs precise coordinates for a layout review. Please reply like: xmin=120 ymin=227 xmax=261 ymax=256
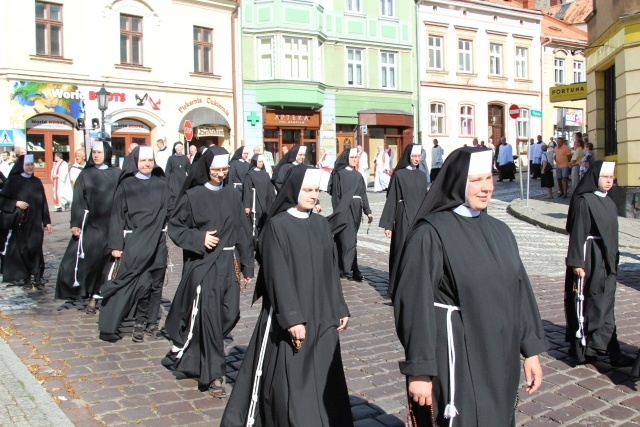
xmin=418 ymin=0 xmax=543 ymax=167
xmin=586 ymin=0 xmax=640 ymax=218
xmin=240 ymin=0 xmax=415 ymax=169
xmin=0 ymin=0 xmax=239 ymax=185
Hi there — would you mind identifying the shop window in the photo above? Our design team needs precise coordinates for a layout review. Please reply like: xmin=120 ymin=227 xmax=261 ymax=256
xmin=194 ymin=26 xmax=213 ymax=74
xmin=120 ymin=14 xmax=143 ymax=65
xmin=35 ymin=2 xmax=63 ymax=57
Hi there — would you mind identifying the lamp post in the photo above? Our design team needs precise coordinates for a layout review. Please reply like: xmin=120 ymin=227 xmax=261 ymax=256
xmin=96 ymin=84 xmax=111 ymax=141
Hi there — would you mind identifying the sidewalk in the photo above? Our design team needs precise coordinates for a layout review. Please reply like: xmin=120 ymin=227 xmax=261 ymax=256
xmin=508 ymin=197 xmax=640 ymax=249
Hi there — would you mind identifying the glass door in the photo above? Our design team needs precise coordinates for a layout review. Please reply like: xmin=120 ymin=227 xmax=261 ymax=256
xmin=27 ymin=134 xmax=47 ymax=181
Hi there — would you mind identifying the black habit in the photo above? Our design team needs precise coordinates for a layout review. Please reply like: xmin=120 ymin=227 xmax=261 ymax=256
xmin=56 ymin=144 xmax=120 ymax=300
xmin=271 ymin=145 xmax=302 ymax=192
xmin=98 ymin=147 xmax=169 ymax=337
xmin=164 ymin=147 xmax=254 ymax=387
xmin=0 ymin=156 xmax=51 ymax=283
xmin=221 ymin=165 xmax=352 ymax=427
xmin=229 ymin=147 xmax=251 ymax=193
xmin=165 ymin=143 xmax=191 ymax=214
xmin=242 ymin=156 xmax=276 ymax=239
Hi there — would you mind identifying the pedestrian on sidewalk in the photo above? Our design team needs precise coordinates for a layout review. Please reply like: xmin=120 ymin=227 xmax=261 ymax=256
xmin=98 ymin=146 xmax=169 ymax=342
xmin=430 ymin=139 xmax=444 ymax=183
xmin=328 ymin=148 xmax=373 ymax=282
xmin=554 ymin=137 xmax=572 ymax=198
xmin=569 ymin=133 xmax=585 ymax=194
xmin=163 ymin=146 xmax=254 ymax=398
xmin=564 ymin=161 xmax=633 ymax=367
xmin=373 ymin=145 xmax=391 ymax=192
xmin=393 ymin=147 xmax=547 ymax=426
xmin=356 ymin=144 xmax=369 ymax=187
xmin=530 ymin=135 xmax=543 ymax=179
xmin=579 ymin=142 xmax=595 ymax=180
xmin=69 ymin=149 xmax=85 ymax=186
xmin=496 ymin=137 xmax=516 ymax=182
xmin=221 ymin=166 xmax=352 ymax=427
xmin=379 ymin=144 xmax=428 ymax=297
xmin=0 ymin=154 xmax=52 ymax=289
xmin=540 ymin=143 xmax=555 ymax=199
xmin=55 ymin=142 xmax=120 ymax=313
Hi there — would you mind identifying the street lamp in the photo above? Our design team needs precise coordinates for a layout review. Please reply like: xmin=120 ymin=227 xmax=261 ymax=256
xmin=96 ymin=84 xmax=111 ymax=140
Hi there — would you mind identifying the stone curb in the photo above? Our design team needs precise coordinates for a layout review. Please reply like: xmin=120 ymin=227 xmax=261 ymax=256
xmin=507 ymin=201 xmax=568 ymax=236
xmin=0 ymin=336 xmax=74 ymax=427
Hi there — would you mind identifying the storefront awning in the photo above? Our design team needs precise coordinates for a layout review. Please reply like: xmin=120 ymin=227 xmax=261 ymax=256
xmin=179 ymin=107 xmax=230 ymax=131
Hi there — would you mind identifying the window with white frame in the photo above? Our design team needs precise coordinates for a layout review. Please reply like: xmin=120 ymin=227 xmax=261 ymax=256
xmin=347 ymin=48 xmax=363 ymax=86
xmin=380 ymin=51 xmax=396 ymax=89
xmin=380 ymin=0 xmax=394 ymax=17
xmin=346 ymin=0 xmax=362 ymax=13
xmin=430 ymin=102 xmax=445 ymax=134
xmin=258 ymin=37 xmax=273 ymax=79
xmin=460 ymin=105 xmax=474 ymax=136
xmin=489 ymin=43 xmax=502 ymax=76
xmin=573 ymin=60 xmax=584 ymax=83
xmin=517 ymin=109 xmax=529 ymax=138
xmin=554 ymin=58 xmax=565 ymax=84
xmin=516 ymin=47 xmax=528 ymax=79
xmin=458 ymin=39 xmax=472 ymax=73
xmin=36 ymin=2 xmax=63 ymax=57
xmin=428 ymin=35 xmax=443 ymax=70
xmin=283 ymin=37 xmax=310 ymax=80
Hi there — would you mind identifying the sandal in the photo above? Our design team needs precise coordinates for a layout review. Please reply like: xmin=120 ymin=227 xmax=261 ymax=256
xmin=208 ymin=377 xmax=227 ymax=399
xmin=85 ymin=299 xmax=98 ymax=315
xmin=132 ymin=324 xmax=145 ymax=343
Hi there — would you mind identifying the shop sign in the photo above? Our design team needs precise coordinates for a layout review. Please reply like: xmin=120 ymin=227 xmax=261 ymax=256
xmin=550 ymin=83 xmax=587 ymax=102
xmin=264 ymin=110 xmax=321 ymax=127
xmin=196 ymin=127 xmax=225 ymax=138
xmin=112 ymin=119 xmax=151 ymax=134
xmin=26 ymin=115 xmax=73 ymax=130
xmin=178 ymin=97 xmax=230 ymax=116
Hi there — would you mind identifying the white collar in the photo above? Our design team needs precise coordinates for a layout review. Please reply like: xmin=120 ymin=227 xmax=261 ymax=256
xmin=453 ymin=204 xmax=481 ymax=218
xmin=95 ymin=164 xmax=108 ymax=170
xmin=135 ymin=172 xmax=151 ymax=180
xmin=21 ymin=173 xmax=32 ymax=178
xmin=254 ymin=168 xmax=261 ymax=171
xmin=345 ymin=166 xmax=353 ymax=171
xmin=594 ymin=190 xmax=607 ymax=198
xmin=205 ymin=182 xmax=223 ymax=191
xmin=287 ymin=207 xmax=310 ymax=218
xmin=292 ymin=161 xmax=299 ymax=166
xmin=406 ymin=166 xmax=416 ymax=170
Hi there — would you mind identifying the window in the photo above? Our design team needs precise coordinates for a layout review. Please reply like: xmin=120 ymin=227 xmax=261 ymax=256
xmin=193 ymin=27 xmax=213 ymax=74
xmin=430 ymin=102 xmax=445 ymax=134
xmin=120 ymin=14 xmax=143 ymax=65
xmin=347 ymin=48 xmax=363 ymax=86
xmin=428 ymin=36 xmax=443 ymax=70
xmin=573 ymin=60 xmax=584 ymax=83
xmin=554 ymin=58 xmax=565 ymax=84
xmin=346 ymin=0 xmax=362 ymax=13
xmin=380 ymin=51 xmax=396 ymax=89
xmin=460 ymin=105 xmax=474 ymax=136
xmin=380 ymin=0 xmax=394 ymax=17
xmin=283 ymin=37 xmax=310 ymax=80
xmin=35 ymin=2 xmax=63 ymax=57
xmin=517 ymin=109 xmax=529 ymax=138
xmin=489 ymin=43 xmax=502 ymax=76
xmin=516 ymin=47 xmax=528 ymax=79
xmin=458 ymin=39 xmax=472 ymax=73
xmin=258 ymin=37 xmax=273 ymax=79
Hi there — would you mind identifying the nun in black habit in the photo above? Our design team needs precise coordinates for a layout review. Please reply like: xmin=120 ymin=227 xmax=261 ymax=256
xmin=165 ymin=141 xmax=191 ymax=214
xmin=393 ymin=147 xmax=547 ymax=427
xmin=271 ymin=144 xmax=305 ymax=192
xmin=0 ymin=154 xmax=52 ymax=287
xmin=221 ymin=165 xmax=352 ymax=427
xmin=98 ymin=146 xmax=169 ymax=342
xmin=163 ymin=146 xmax=254 ymax=397
xmin=55 ymin=142 xmax=120 ymax=312
xmin=242 ymin=154 xmax=276 ymax=240
xmin=229 ymin=146 xmax=251 ymax=193
xmin=327 ymin=148 xmax=372 ymax=281
xmin=564 ymin=161 xmax=633 ymax=367
xmin=379 ymin=143 xmax=429 ymax=298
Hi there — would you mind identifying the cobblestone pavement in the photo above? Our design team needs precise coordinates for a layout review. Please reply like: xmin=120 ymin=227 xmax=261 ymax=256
xmin=0 ymin=175 xmax=639 ymax=426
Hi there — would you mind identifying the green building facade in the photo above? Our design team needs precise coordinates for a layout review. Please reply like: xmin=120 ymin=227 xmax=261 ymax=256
xmin=241 ymin=0 xmax=416 ymax=168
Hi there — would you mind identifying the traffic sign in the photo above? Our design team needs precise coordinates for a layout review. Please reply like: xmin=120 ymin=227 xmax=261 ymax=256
xmin=530 ymin=109 xmax=542 ymax=118
xmin=183 ymin=120 xmax=193 ymax=142
xmin=509 ymin=104 xmax=520 ymax=119
xmin=0 ymin=130 xmax=14 ymax=146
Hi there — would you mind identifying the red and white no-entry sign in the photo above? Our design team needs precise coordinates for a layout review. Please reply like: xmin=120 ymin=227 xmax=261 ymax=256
xmin=509 ymin=104 xmax=520 ymax=119
xmin=183 ymin=120 xmax=193 ymax=142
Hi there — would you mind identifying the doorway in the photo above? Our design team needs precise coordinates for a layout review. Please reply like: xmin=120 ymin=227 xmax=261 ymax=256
xmin=488 ymin=104 xmax=504 ymax=144
xmin=26 ymin=116 xmax=74 ymax=184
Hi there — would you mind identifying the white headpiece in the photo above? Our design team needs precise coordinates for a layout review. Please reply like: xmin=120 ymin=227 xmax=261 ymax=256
xmin=138 ymin=146 xmax=154 ymax=159
xmin=349 ymin=148 xmax=358 ymax=157
xmin=92 ymin=141 xmax=104 ymax=151
xmin=257 ymin=155 xmax=266 ymax=163
xmin=24 ymin=154 xmax=34 ymax=163
xmin=298 ymin=146 xmax=307 ymax=155
xmin=411 ymin=145 xmax=422 ymax=156
xmin=211 ymin=154 xmax=230 ymax=168
xmin=600 ymin=161 xmax=615 ymax=176
xmin=301 ymin=168 xmax=322 ymax=186
xmin=242 ymin=146 xmax=250 ymax=154
xmin=467 ymin=150 xmax=493 ymax=176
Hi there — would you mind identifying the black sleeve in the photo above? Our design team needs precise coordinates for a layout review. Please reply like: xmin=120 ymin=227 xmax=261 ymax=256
xmin=360 ymin=179 xmax=372 ymax=216
xmin=242 ymin=175 xmax=253 ymax=210
xmin=235 ymin=196 xmax=255 ymax=278
xmin=70 ymin=172 xmax=88 ymax=228
xmin=566 ymin=197 xmax=591 ymax=269
xmin=167 ymin=193 xmax=206 ymax=255
xmin=379 ymin=175 xmax=399 ymax=229
xmin=41 ymin=184 xmax=51 ymax=226
xmin=108 ymin=184 xmax=127 ymax=251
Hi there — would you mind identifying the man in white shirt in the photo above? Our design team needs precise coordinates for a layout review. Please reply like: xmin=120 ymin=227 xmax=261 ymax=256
xmin=0 ymin=151 xmax=14 ymax=178
xmin=69 ymin=149 xmax=86 ymax=186
xmin=356 ymin=144 xmax=369 ymax=187
xmin=154 ymin=139 xmax=171 ymax=171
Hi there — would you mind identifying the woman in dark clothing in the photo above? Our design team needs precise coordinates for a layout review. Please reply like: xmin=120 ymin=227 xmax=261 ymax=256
xmin=165 ymin=141 xmax=191 ymax=214
xmin=242 ymin=154 xmax=276 ymax=241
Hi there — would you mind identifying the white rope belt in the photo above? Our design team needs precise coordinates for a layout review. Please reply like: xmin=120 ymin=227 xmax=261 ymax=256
xmin=73 ymin=209 xmax=90 ymax=287
xmin=353 ymin=195 xmax=362 ymax=199
xmin=234 ymin=183 xmax=243 ymax=188
xmin=223 ymin=246 xmax=235 ymax=251
xmin=123 ymin=230 xmax=132 ymax=237
xmin=1 ymin=230 xmax=12 ymax=256
xmin=576 ymin=236 xmax=602 ymax=346
xmin=434 ymin=302 xmax=461 ymax=424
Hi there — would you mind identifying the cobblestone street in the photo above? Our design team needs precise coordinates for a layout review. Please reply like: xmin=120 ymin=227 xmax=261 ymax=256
xmin=1 ymin=176 xmax=640 ymax=426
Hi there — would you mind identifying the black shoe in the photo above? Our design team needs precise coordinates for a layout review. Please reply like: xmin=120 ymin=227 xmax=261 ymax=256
xmin=56 ymin=208 xmax=62 ymax=212
xmin=610 ymin=352 xmax=635 ymax=367
xmin=145 ymin=324 xmax=165 ymax=340
xmin=132 ymin=324 xmax=145 ymax=343
xmin=161 ymin=351 xmax=178 ymax=370
xmin=352 ymin=274 xmax=364 ymax=282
